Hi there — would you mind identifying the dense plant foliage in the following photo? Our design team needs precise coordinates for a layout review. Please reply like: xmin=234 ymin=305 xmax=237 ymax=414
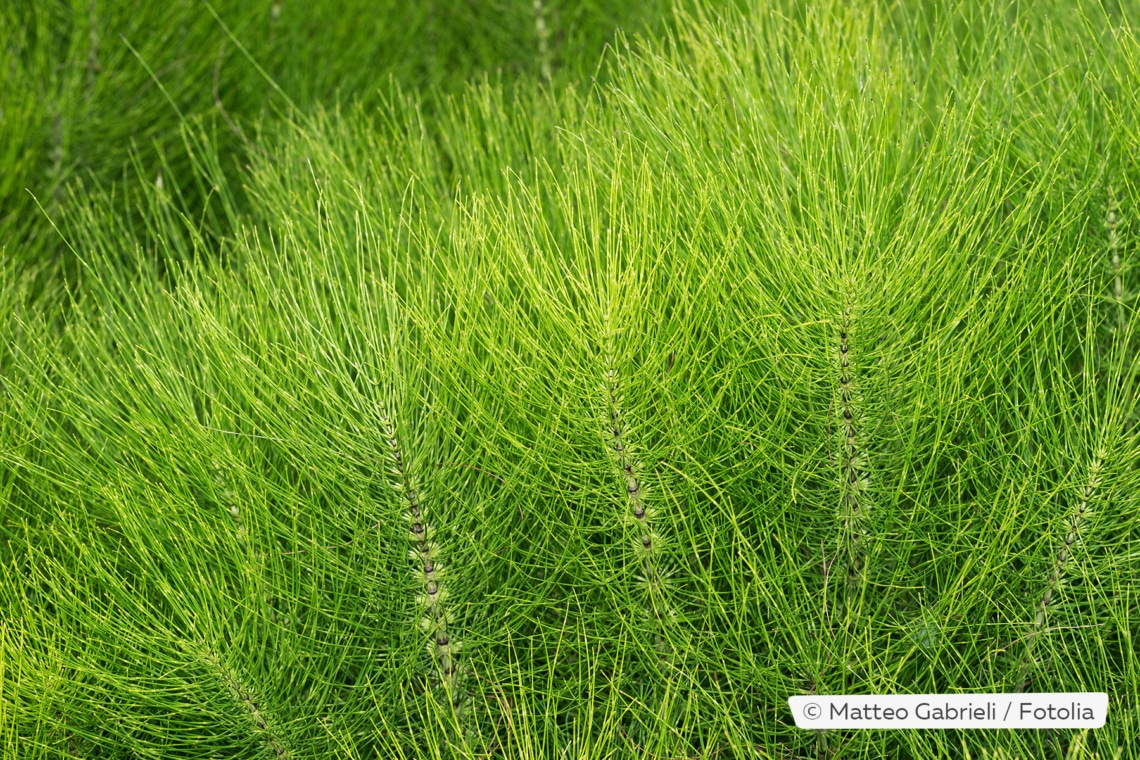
xmin=2 ymin=0 xmax=1138 ymax=757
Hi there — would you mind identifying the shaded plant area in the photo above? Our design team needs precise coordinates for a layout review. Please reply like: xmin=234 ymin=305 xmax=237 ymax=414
xmin=1 ymin=0 xmax=736 ymax=295
xmin=2 ymin=0 xmax=1139 ymax=758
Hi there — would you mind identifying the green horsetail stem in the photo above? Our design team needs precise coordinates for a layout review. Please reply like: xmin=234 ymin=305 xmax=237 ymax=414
xmin=835 ymin=315 xmax=870 ymax=600
xmin=382 ymin=410 xmax=464 ymax=704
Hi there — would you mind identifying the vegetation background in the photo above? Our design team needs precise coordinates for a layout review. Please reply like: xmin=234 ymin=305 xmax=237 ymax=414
xmin=1 ymin=0 xmax=1138 ymax=758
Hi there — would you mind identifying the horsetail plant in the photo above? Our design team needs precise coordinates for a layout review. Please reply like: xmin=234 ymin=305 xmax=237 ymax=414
xmin=211 ymin=458 xmax=248 ymax=543
xmin=603 ymin=354 xmax=658 ymax=589
xmin=1010 ymin=308 xmax=1140 ymax=696
xmin=601 ymin=347 xmax=677 ymax=668
xmin=1107 ymin=186 xmax=1123 ymax=306
xmin=1106 ymin=184 xmax=1129 ymax=334
xmin=192 ymin=641 xmax=292 ymax=760
xmin=533 ymin=0 xmax=554 ymax=83
xmin=382 ymin=408 xmax=464 ymax=699
xmin=1012 ymin=452 xmax=1105 ymax=694
xmin=834 ymin=311 xmax=870 ymax=601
